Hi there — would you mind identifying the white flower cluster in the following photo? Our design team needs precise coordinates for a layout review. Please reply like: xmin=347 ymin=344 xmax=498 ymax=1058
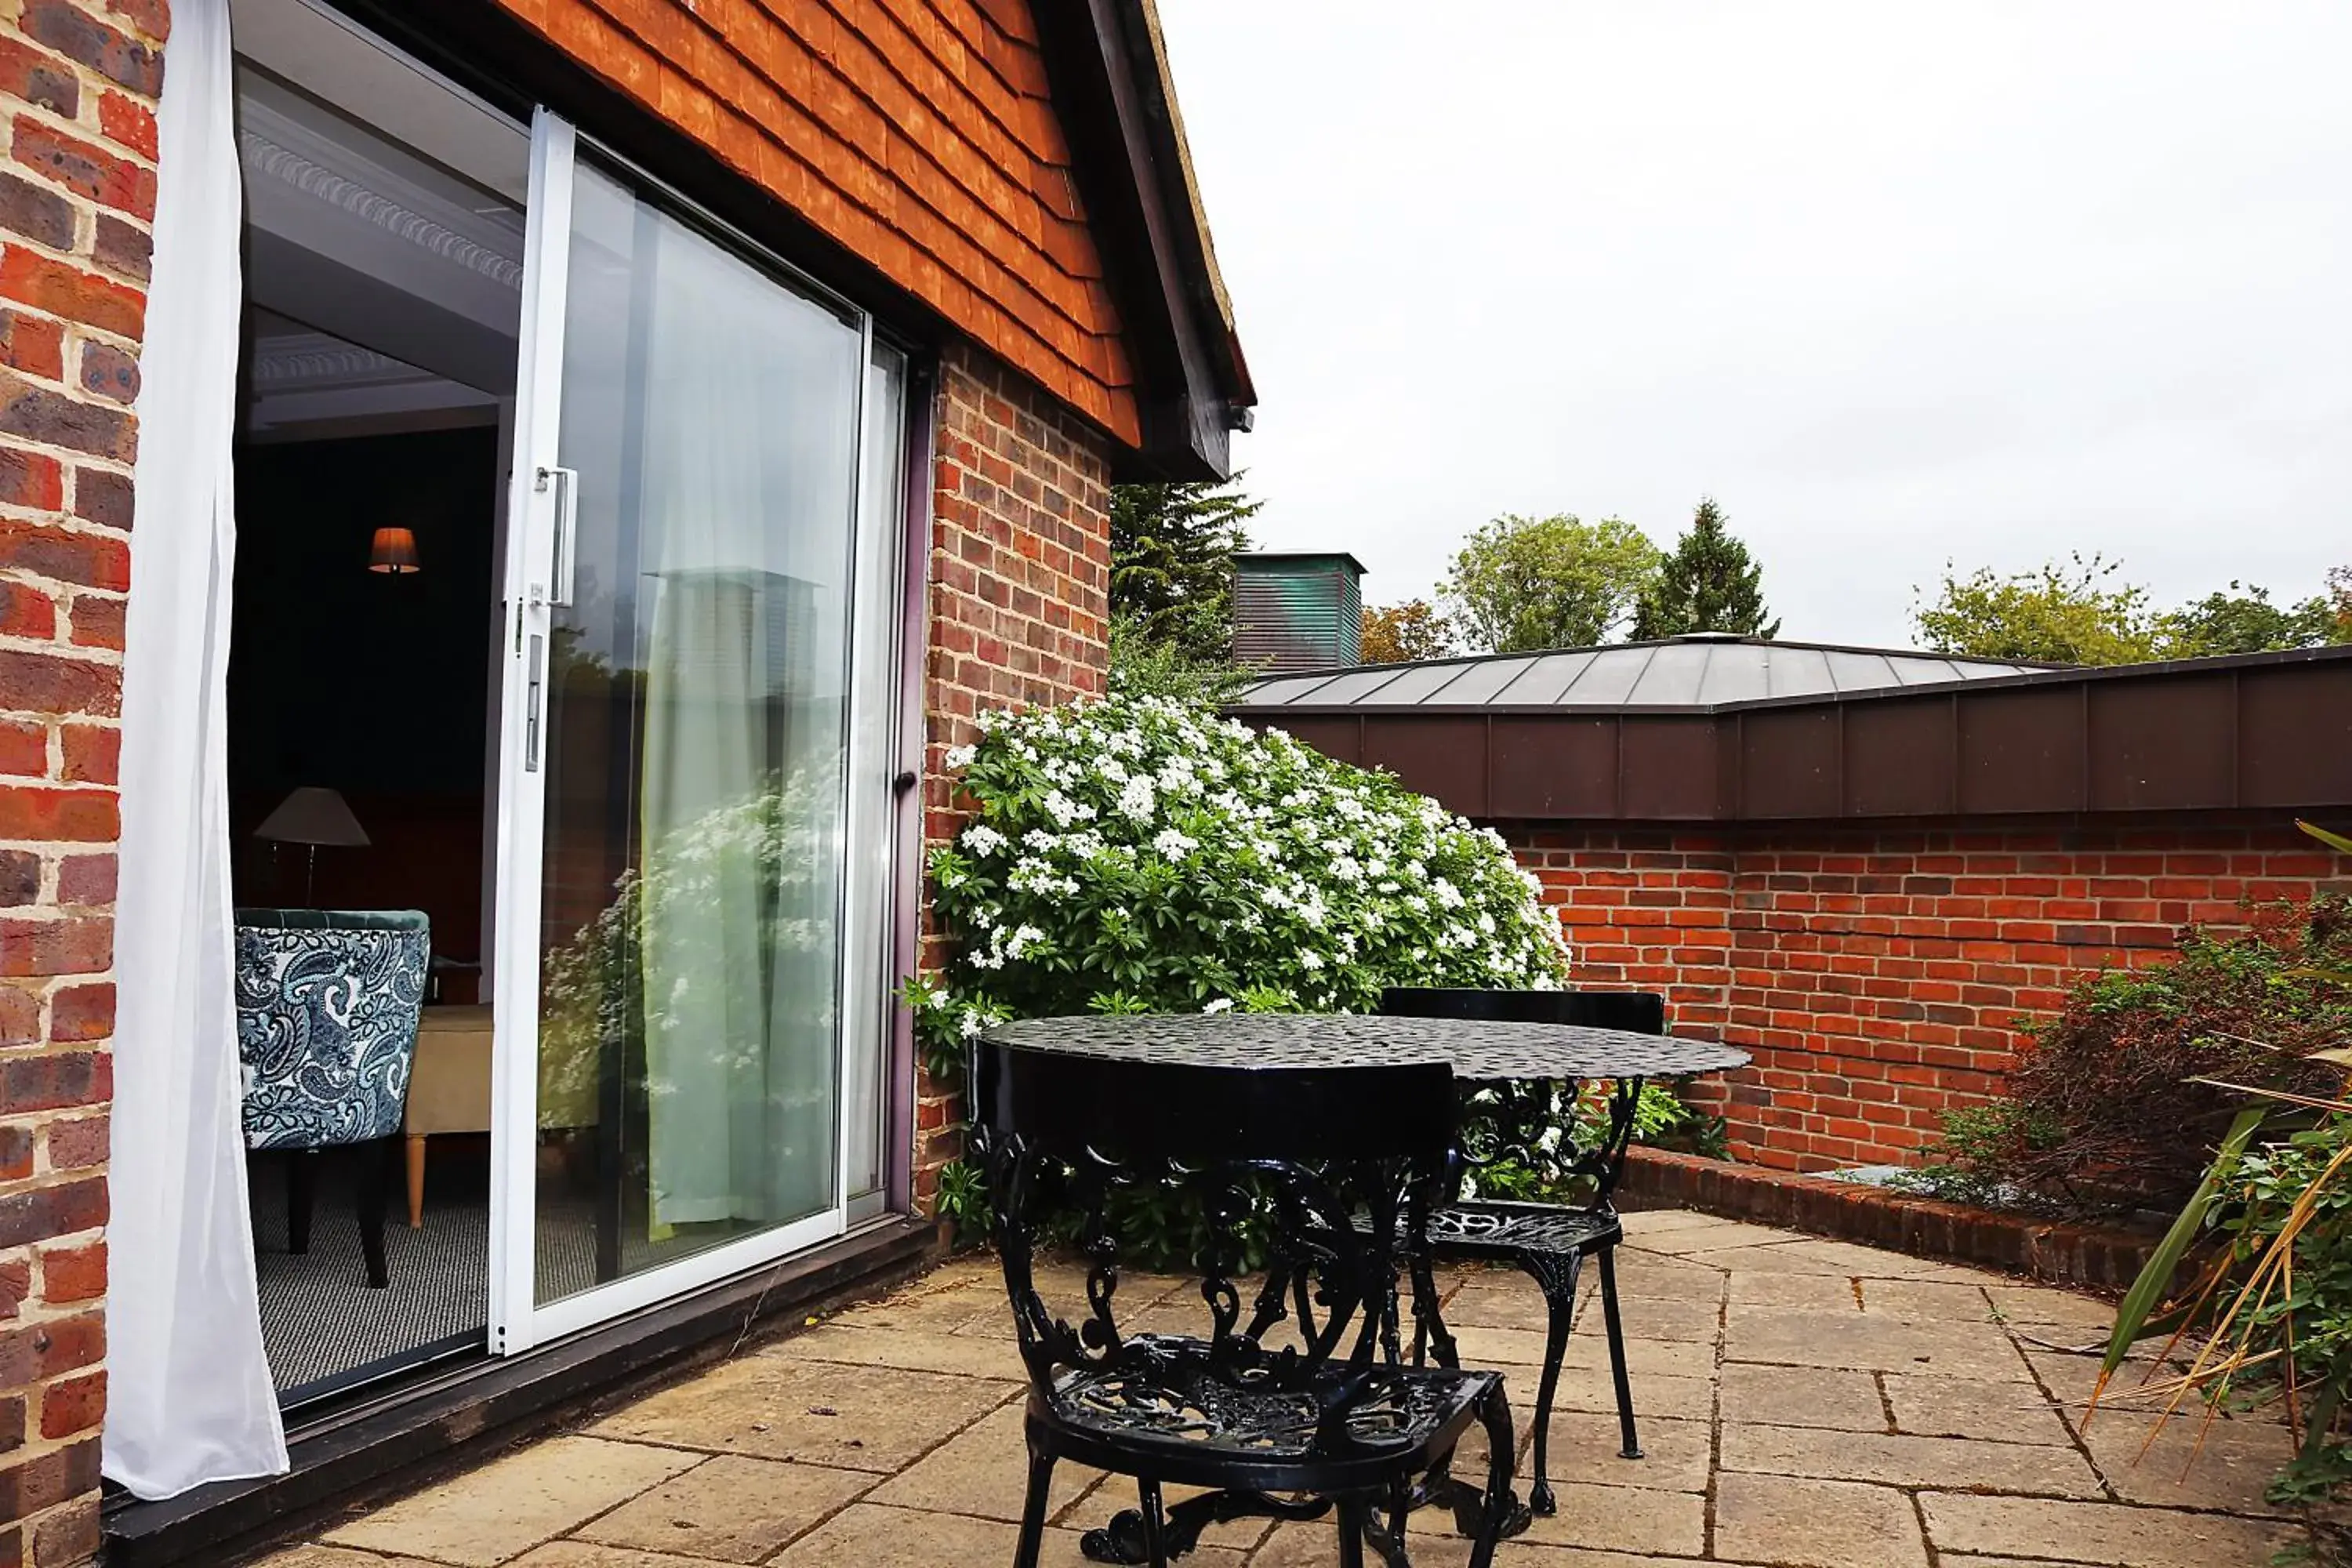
xmin=917 ymin=695 xmax=1570 ymax=1038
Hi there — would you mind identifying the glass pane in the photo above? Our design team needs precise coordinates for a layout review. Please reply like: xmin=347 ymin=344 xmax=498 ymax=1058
xmin=843 ymin=344 xmax=907 ymax=1205
xmin=533 ymin=160 xmax=862 ymax=1303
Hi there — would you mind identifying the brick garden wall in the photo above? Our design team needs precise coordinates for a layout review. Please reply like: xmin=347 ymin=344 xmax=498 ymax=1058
xmin=0 ymin=0 xmax=163 ymax=1560
xmin=912 ymin=340 xmax=1112 ymax=1207
xmin=1505 ymin=818 xmax=2352 ymax=1174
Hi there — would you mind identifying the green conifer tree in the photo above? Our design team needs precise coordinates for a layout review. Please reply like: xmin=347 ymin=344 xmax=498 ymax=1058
xmin=1633 ymin=497 xmax=1780 ymax=640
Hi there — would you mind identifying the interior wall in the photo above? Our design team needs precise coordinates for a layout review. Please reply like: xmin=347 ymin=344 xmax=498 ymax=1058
xmin=227 ymin=426 xmax=499 ymax=982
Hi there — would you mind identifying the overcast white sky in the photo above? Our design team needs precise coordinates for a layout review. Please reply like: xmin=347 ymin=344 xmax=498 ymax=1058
xmin=1155 ymin=2 xmax=2352 ymax=648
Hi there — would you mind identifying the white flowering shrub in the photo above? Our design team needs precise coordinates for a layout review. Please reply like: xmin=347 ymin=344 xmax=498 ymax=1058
xmin=909 ymin=696 xmax=1570 ymax=1069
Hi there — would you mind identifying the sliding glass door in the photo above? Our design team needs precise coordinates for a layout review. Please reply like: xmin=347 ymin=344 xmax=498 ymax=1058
xmin=490 ymin=114 xmax=906 ymax=1352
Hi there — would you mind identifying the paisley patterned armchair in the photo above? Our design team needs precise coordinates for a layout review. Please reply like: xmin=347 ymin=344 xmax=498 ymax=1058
xmin=235 ymin=908 xmax=428 ymax=1289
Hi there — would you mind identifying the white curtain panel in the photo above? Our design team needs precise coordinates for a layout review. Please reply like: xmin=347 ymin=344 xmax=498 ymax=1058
xmin=104 ymin=0 xmax=290 ymax=1497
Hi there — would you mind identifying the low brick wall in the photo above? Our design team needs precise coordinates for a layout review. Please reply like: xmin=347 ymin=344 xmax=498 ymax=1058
xmin=1503 ymin=818 xmax=2350 ymax=1172
xmin=1620 ymin=1147 xmax=2154 ymax=1290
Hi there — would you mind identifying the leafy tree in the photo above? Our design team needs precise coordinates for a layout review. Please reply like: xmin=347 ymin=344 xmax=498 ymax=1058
xmin=1109 ymin=478 xmax=1262 ymax=666
xmin=1912 ymin=554 xmax=2160 ymax=665
xmin=2155 ymin=581 xmax=2341 ymax=658
xmin=1359 ymin=598 xmax=1458 ymax=664
xmin=1443 ymin=513 xmax=1661 ymax=653
xmin=1632 ymin=497 xmax=1779 ymax=640
xmin=1108 ymin=612 xmax=1255 ymax=705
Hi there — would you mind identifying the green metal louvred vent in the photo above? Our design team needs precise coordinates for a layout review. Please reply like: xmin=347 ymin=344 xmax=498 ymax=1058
xmin=1232 ymin=553 xmax=1366 ymax=672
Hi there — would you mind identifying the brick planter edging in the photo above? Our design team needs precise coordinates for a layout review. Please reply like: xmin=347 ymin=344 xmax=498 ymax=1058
xmin=1619 ymin=1146 xmax=2157 ymax=1290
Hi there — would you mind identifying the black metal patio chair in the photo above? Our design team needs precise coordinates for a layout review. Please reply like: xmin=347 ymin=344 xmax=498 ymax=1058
xmin=972 ymin=1041 xmax=1519 ymax=1568
xmin=1378 ymin=986 xmax=1666 ymax=1515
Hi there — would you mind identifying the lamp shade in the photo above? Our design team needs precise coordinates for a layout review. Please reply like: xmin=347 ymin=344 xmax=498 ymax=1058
xmin=368 ymin=525 xmax=420 ymax=574
xmin=254 ymin=786 xmax=369 ymax=847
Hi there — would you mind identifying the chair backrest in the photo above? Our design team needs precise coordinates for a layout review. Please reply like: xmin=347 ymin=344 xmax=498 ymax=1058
xmin=234 ymin=909 xmax=429 ymax=1151
xmin=1378 ymin=986 xmax=1666 ymax=1035
xmin=974 ymin=1043 xmax=1456 ymax=1396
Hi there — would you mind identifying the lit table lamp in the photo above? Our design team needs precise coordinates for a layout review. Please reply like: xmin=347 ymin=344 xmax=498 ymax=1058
xmin=368 ymin=526 xmax=420 ymax=574
xmin=255 ymin=786 xmax=369 ymax=907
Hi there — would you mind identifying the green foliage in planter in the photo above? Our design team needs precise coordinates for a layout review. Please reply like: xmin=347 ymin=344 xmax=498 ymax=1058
xmin=911 ymin=695 xmax=1581 ymax=1265
xmin=1921 ymin=893 xmax=2352 ymax=1215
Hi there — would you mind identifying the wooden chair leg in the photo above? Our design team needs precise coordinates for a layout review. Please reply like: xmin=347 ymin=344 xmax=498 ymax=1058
xmin=287 ymin=1151 xmax=317 ymax=1254
xmin=406 ymin=1134 xmax=428 ymax=1228
xmin=355 ymin=1138 xmax=390 ymax=1289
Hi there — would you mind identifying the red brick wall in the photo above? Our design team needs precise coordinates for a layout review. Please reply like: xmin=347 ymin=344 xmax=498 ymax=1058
xmin=911 ymin=340 xmax=1111 ymax=1205
xmin=1506 ymin=820 xmax=2352 ymax=1174
xmin=0 ymin=0 xmax=161 ymax=1560
xmin=488 ymin=0 xmax=1139 ymax=445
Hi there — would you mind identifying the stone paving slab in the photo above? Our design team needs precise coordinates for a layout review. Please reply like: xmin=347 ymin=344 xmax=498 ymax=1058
xmin=267 ymin=1212 xmax=2321 ymax=1568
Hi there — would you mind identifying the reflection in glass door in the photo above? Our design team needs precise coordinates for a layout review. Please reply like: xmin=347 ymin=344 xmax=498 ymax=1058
xmin=491 ymin=116 xmax=906 ymax=1350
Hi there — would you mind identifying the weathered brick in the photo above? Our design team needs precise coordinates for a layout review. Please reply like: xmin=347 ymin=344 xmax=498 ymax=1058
xmin=96 ymin=89 xmax=156 ymax=160
xmin=58 ymin=594 xmax=114 ymax=651
xmin=0 ymin=852 xmax=35 ymax=907
xmin=72 ymin=343 xmax=133 ymax=411
xmin=0 ymin=648 xmax=116 ymax=717
xmin=30 ymin=1489 xmax=96 ymax=1566
xmin=0 ymin=722 xmax=39 ymax=778
xmin=43 ymin=984 xmax=107 ymax=1044
xmin=51 ymin=854 xmax=108 ymax=905
xmin=39 ymin=1116 xmax=103 ymax=1174
xmin=18 ymin=0 xmax=161 ymax=96
xmin=34 ymin=1243 xmax=98 ymax=1306
xmin=0 ymin=788 xmax=113 ymax=844
xmin=0 ymin=250 xmax=143 ymax=340
xmin=0 ymin=375 xmax=132 ymax=461
xmin=0 ymin=1127 xmax=27 ymax=1182
xmin=0 ymin=1435 xmax=99 ymax=1520
xmin=0 ymin=1313 xmax=101 ymax=1393
xmin=0 ymin=917 xmax=110 ymax=978
xmin=9 ymin=118 xmax=155 ymax=221
xmin=89 ymin=214 xmax=147 ymax=282
xmin=0 ymin=989 xmax=34 ymax=1049
xmin=0 ymin=450 xmax=60 ymax=512
xmin=0 ymin=582 xmax=51 ymax=641
xmin=0 ymin=313 xmax=60 ymax=384
xmin=0 ymin=39 xmax=76 ymax=118
xmin=0 ymin=1178 xmax=103 ymax=1254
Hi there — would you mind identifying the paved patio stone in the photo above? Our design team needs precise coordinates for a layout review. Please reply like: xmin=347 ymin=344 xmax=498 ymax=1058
xmin=1920 ymin=1491 xmax=2307 ymax=1566
xmin=267 ymin=1208 xmax=2320 ymax=1568
xmin=1716 ymin=1363 xmax=1883 ymax=1431
xmin=868 ymin=1402 xmax=1105 ymax=1523
xmin=1712 ymin=1472 xmax=1929 ymax=1568
xmin=571 ymin=1454 xmax=874 ymax=1562
xmin=1721 ymin=1421 xmax=2103 ymax=1496
xmin=590 ymin=1358 xmax=1009 ymax=1471
xmin=323 ymin=1436 xmax=700 ymax=1566
xmin=1882 ymin=1371 xmax=2075 ymax=1444
xmin=1512 ymin=1479 xmax=1707 ymax=1557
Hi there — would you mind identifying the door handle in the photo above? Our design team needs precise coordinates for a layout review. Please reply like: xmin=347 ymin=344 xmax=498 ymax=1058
xmin=536 ymin=465 xmax=578 ymax=608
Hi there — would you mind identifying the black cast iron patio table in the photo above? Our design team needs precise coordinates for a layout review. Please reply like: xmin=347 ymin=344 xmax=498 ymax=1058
xmin=974 ymin=1011 xmax=1749 ymax=1566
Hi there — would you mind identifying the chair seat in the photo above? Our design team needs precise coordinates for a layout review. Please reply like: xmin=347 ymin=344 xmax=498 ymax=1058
xmin=1040 ymin=1334 xmax=1497 ymax=1487
xmin=1427 ymin=1200 xmax=1622 ymax=1259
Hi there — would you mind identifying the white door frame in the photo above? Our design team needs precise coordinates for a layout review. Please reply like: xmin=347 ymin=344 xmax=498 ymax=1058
xmin=485 ymin=109 xmax=870 ymax=1356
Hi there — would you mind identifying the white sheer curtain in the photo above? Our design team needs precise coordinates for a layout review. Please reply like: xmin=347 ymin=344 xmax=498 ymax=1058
xmin=104 ymin=0 xmax=289 ymax=1498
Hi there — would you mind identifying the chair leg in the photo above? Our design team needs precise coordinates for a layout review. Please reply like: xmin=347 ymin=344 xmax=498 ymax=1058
xmin=1467 ymin=1385 xmax=1518 ymax=1568
xmin=1012 ymin=1427 xmax=1056 ymax=1568
xmin=287 ymin=1152 xmax=317 ymax=1254
xmin=1597 ymin=1246 xmax=1642 ymax=1460
xmin=355 ymin=1138 xmax=390 ymax=1290
xmin=1136 ymin=1478 xmax=1170 ymax=1568
xmin=1335 ymin=1494 xmax=1368 ymax=1568
xmin=1526 ymin=1263 xmax=1578 ymax=1516
xmin=406 ymin=1134 xmax=428 ymax=1228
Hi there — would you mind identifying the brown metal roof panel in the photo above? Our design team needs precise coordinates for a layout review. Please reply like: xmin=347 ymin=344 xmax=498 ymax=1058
xmin=1490 ymin=715 xmax=1619 ymax=818
xmin=1494 ymin=650 xmax=1602 ymax=704
xmin=1957 ymin=684 xmax=2087 ymax=814
xmin=2238 ymin=661 xmax=2352 ymax=807
xmin=1363 ymin=717 xmax=1489 ymax=816
xmin=1739 ymin=706 xmax=1842 ymax=818
xmin=2087 ymin=673 xmax=2236 ymax=811
xmin=1842 ymin=697 xmax=1959 ymax=817
xmin=1617 ymin=717 xmax=1722 ymax=819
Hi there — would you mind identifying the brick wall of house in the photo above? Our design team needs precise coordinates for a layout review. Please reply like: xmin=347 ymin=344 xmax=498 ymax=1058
xmin=1506 ymin=818 xmax=2352 ymax=1174
xmin=486 ymin=0 xmax=1139 ymax=445
xmin=912 ymin=340 xmax=1112 ymax=1206
xmin=0 ymin=0 xmax=163 ymax=1560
